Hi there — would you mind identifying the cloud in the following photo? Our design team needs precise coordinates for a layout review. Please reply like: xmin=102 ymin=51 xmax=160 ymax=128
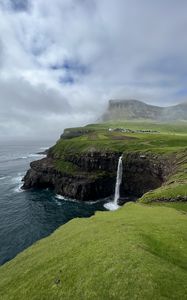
xmin=0 ymin=0 xmax=30 ymax=13
xmin=0 ymin=0 xmax=187 ymax=140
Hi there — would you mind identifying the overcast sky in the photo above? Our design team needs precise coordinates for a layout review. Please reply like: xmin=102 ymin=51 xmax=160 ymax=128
xmin=0 ymin=0 xmax=187 ymax=141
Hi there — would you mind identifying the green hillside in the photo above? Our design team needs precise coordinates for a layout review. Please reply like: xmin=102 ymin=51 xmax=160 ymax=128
xmin=0 ymin=203 xmax=187 ymax=300
xmin=55 ymin=121 xmax=187 ymax=155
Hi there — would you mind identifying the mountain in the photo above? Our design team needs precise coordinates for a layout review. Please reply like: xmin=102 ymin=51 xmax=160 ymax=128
xmin=101 ymin=99 xmax=187 ymax=121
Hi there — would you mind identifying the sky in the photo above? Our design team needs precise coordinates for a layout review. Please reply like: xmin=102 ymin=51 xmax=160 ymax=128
xmin=0 ymin=0 xmax=187 ymax=141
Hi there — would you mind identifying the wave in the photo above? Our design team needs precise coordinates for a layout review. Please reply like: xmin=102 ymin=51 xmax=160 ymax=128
xmin=55 ymin=194 xmax=108 ymax=206
xmin=27 ymin=154 xmax=46 ymax=158
xmin=11 ymin=174 xmax=24 ymax=193
xmin=55 ymin=194 xmax=78 ymax=203
xmin=39 ymin=147 xmax=49 ymax=150
xmin=14 ymin=184 xmax=24 ymax=193
xmin=20 ymin=153 xmax=46 ymax=159
xmin=11 ymin=175 xmax=23 ymax=184
xmin=55 ymin=194 xmax=66 ymax=200
xmin=2 ymin=153 xmax=46 ymax=163
xmin=0 ymin=176 xmax=11 ymax=181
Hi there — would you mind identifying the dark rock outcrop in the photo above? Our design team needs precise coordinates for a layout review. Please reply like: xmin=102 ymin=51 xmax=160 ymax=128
xmin=65 ymin=151 xmax=121 ymax=171
xmin=121 ymin=152 xmax=173 ymax=197
xmin=22 ymin=151 xmax=173 ymax=202
xmin=22 ymin=157 xmax=116 ymax=201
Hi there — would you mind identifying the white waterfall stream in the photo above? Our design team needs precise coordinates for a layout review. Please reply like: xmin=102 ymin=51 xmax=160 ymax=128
xmin=104 ymin=155 xmax=123 ymax=211
xmin=114 ymin=155 xmax=123 ymax=205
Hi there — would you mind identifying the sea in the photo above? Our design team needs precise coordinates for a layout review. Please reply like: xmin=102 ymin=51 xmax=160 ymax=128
xmin=0 ymin=141 xmax=107 ymax=266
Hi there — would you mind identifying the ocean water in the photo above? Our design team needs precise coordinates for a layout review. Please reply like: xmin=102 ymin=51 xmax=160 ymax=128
xmin=0 ymin=142 xmax=106 ymax=266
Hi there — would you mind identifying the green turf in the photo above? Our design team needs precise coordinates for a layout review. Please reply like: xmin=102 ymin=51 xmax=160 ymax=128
xmin=52 ymin=121 xmax=187 ymax=155
xmin=0 ymin=203 xmax=187 ymax=300
xmin=148 ymin=201 xmax=187 ymax=213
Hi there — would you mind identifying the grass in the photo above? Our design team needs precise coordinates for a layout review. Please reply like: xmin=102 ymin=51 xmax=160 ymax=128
xmin=148 ymin=202 xmax=187 ymax=213
xmin=52 ymin=121 xmax=187 ymax=156
xmin=55 ymin=159 xmax=79 ymax=174
xmin=139 ymin=183 xmax=187 ymax=203
xmin=0 ymin=203 xmax=187 ymax=300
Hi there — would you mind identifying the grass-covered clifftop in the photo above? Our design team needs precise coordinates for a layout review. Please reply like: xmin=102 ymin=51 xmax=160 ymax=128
xmin=0 ymin=203 xmax=187 ymax=300
xmin=50 ymin=121 xmax=187 ymax=202
xmin=52 ymin=121 xmax=187 ymax=156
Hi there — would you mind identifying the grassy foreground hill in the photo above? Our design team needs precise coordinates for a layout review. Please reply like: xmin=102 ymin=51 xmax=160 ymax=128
xmin=0 ymin=121 xmax=187 ymax=299
xmin=0 ymin=203 xmax=187 ymax=300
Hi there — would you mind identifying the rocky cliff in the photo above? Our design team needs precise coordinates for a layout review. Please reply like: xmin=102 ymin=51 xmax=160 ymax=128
xmin=22 ymin=150 xmax=173 ymax=202
xmin=102 ymin=99 xmax=187 ymax=121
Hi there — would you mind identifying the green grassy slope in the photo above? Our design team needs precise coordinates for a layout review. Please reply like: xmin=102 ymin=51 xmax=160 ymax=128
xmin=0 ymin=203 xmax=187 ymax=300
xmin=53 ymin=121 xmax=187 ymax=156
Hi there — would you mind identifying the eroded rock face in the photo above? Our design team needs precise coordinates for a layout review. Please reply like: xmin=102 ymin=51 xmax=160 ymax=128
xmin=65 ymin=151 xmax=121 ymax=171
xmin=22 ymin=157 xmax=116 ymax=201
xmin=121 ymin=153 xmax=173 ymax=197
xmin=22 ymin=152 xmax=173 ymax=201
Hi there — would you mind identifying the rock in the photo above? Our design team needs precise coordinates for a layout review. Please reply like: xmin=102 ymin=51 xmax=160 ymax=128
xmin=22 ymin=151 xmax=174 ymax=202
xmin=120 ymin=152 xmax=173 ymax=197
xmin=22 ymin=157 xmax=116 ymax=201
xmin=101 ymin=99 xmax=187 ymax=122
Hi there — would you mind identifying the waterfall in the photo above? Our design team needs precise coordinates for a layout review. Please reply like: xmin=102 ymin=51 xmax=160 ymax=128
xmin=104 ymin=155 xmax=123 ymax=211
xmin=114 ymin=155 xmax=123 ymax=205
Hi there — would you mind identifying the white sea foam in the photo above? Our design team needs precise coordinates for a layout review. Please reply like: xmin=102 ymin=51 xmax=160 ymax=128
xmin=11 ymin=174 xmax=24 ymax=193
xmin=55 ymin=194 xmax=77 ymax=203
xmin=104 ymin=202 xmax=120 ymax=211
xmin=22 ymin=153 xmax=46 ymax=159
xmin=55 ymin=194 xmax=106 ymax=205
xmin=0 ymin=176 xmax=10 ymax=181
xmin=12 ymin=175 xmax=23 ymax=184
xmin=85 ymin=199 xmax=106 ymax=205
xmin=39 ymin=147 xmax=49 ymax=150
xmin=56 ymin=194 xmax=66 ymax=200
xmin=14 ymin=184 xmax=24 ymax=193
xmin=28 ymin=154 xmax=45 ymax=158
xmin=4 ymin=153 xmax=46 ymax=162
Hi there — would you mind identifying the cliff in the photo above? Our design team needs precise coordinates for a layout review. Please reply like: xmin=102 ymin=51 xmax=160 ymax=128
xmin=22 ymin=154 xmax=117 ymax=201
xmin=22 ymin=121 xmax=187 ymax=203
xmin=22 ymin=151 xmax=172 ymax=201
xmin=101 ymin=99 xmax=187 ymax=121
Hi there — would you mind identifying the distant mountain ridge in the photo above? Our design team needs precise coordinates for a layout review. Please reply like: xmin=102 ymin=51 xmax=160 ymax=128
xmin=102 ymin=99 xmax=187 ymax=121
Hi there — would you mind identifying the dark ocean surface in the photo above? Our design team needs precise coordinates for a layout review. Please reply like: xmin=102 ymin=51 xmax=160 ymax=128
xmin=0 ymin=142 xmax=107 ymax=266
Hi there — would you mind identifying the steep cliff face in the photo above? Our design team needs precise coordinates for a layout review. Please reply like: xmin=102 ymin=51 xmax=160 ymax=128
xmin=22 ymin=155 xmax=117 ymax=201
xmin=65 ymin=151 xmax=120 ymax=171
xmin=22 ymin=151 xmax=173 ymax=202
xmin=121 ymin=153 xmax=173 ymax=197
xmin=101 ymin=99 xmax=187 ymax=121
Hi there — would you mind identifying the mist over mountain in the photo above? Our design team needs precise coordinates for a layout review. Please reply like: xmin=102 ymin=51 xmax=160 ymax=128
xmin=101 ymin=100 xmax=187 ymax=122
